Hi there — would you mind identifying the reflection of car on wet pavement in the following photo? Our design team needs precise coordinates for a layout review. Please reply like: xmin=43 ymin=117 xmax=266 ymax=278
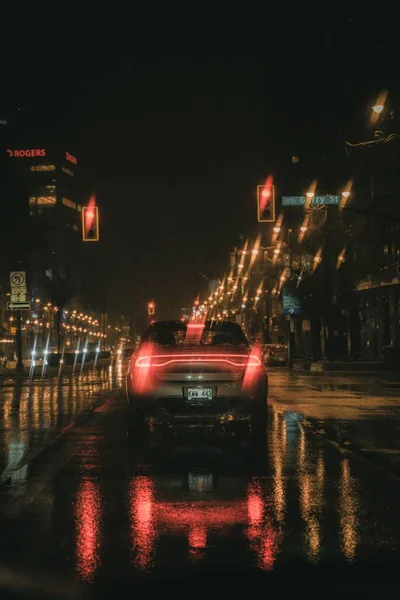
xmin=126 ymin=320 xmax=268 ymax=443
xmin=263 ymin=344 xmax=288 ymax=366
xmin=129 ymin=471 xmax=278 ymax=571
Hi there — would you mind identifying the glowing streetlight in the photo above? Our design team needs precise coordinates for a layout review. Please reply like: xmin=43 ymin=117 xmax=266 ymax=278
xmin=341 ymin=190 xmax=350 ymax=198
xmin=300 ymin=225 xmax=308 ymax=232
xmin=372 ymin=104 xmax=384 ymax=114
xmin=273 ymin=226 xmax=281 ymax=233
xmin=306 ymin=191 xmax=314 ymax=198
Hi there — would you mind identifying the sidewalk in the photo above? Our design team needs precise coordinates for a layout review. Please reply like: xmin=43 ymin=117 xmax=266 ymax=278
xmin=0 ymin=357 xmax=112 ymax=379
xmin=290 ymin=359 xmax=400 ymax=384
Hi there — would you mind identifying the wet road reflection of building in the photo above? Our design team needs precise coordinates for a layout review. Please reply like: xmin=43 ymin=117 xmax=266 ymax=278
xmin=339 ymin=458 xmax=358 ymax=561
xmin=0 ymin=365 xmax=123 ymax=485
xmin=297 ymin=425 xmax=325 ymax=563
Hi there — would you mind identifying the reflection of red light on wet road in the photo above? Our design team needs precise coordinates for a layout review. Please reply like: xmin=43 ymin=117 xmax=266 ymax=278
xmin=75 ymin=479 xmax=102 ymax=582
xmin=156 ymin=501 xmax=247 ymax=528
xmin=247 ymin=480 xmax=279 ymax=569
xmin=189 ymin=525 xmax=207 ymax=549
xmin=258 ymin=527 xmax=278 ymax=570
xmin=129 ymin=476 xmax=155 ymax=570
xmin=128 ymin=476 xmax=279 ymax=571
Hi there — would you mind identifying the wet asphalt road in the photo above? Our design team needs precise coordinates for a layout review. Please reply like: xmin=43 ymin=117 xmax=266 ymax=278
xmin=0 ymin=368 xmax=400 ymax=596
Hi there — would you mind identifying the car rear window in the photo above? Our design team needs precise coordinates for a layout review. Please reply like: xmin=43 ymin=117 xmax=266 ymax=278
xmin=141 ymin=321 xmax=249 ymax=347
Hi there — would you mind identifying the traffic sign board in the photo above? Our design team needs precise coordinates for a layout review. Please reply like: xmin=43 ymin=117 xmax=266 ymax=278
xmin=282 ymin=195 xmax=340 ymax=207
xmin=11 ymin=293 xmax=27 ymax=302
xmin=11 ymin=286 xmax=27 ymax=295
xmin=7 ymin=301 xmax=31 ymax=311
xmin=10 ymin=271 xmax=26 ymax=287
xmin=283 ymin=288 xmax=301 ymax=315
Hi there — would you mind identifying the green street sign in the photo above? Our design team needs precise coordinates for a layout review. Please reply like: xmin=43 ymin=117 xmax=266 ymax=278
xmin=282 ymin=195 xmax=340 ymax=206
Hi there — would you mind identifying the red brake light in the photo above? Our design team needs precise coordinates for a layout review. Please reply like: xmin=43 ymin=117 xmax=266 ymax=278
xmin=247 ymin=355 xmax=262 ymax=367
xmin=135 ymin=356 xmax=152 ymax=368
xmin=134 ymin=353 xmax=260 ymax=368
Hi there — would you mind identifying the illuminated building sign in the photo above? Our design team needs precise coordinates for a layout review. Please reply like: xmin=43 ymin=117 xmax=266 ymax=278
xmin=7 ymin=148 xmax=46 ymax=158
xmin=66 ymin=152 xmax=78 ymax=165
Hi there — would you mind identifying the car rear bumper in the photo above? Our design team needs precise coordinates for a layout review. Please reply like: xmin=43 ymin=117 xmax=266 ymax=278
xmin=127 ymin=378 xmax=268 ymax=426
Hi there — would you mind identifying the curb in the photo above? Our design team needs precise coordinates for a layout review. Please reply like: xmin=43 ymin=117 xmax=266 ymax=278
xmin=290 ymin=369 xmax=388 ymax=377
xmin=381 ymin=380 xmax=400 ymax=388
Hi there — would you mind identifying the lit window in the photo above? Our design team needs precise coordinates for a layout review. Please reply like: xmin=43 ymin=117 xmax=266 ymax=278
xmin=29 ymin=195 xmax=56 ymax=205
xmin=61 ymin=167 xmax=74 ymax=177
xmin=29 ymin=165 xmax=56 ymax=172
xmin=62 ymin=197 xmax=76 ymax=209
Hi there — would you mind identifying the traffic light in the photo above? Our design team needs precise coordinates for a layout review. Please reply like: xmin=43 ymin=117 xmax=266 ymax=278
xmin=147 ymin=301 xmax=155 ymax=316
xmin=257 ymin=183 xmax=275 ymax=222
xmin=82 ymin=206 xmax=99 ymax=241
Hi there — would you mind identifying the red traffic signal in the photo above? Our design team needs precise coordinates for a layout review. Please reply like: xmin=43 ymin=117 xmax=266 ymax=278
xmin=82 ymin=206 xmax=99 ymax=241
xmin=147 ymin=301 xmax=155 ymax=316
xmin=257 ymin=184 xmax=275 ymax=222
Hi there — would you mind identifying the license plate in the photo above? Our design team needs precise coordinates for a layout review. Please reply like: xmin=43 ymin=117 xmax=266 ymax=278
xmin=187 ymin=387 xmax=213 ymax=400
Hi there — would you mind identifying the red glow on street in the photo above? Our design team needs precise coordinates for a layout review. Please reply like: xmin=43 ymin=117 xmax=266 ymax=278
xmin=129 ymin=476 xmax=155 ymax=570
xmin=75 ymin=479 xmax=102 ymax=582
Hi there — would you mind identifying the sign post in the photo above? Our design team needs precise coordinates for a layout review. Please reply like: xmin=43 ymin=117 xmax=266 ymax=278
xmin=9 ymin=271 xmax=28 ymax=372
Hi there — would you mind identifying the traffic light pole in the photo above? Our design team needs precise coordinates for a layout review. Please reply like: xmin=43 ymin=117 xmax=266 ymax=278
xmin=16 ymin=310 xmax=24 ymax=372
xmin=287 ymin=228 xmax=295 ymax=366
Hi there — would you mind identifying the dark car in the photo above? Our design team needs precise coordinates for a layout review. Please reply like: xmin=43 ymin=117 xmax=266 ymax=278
xmin=126 ymin=320 xmax=268 ymax=443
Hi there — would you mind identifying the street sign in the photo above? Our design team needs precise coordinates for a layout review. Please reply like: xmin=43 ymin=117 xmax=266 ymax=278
xmin=11 ymin=293 xmax=27 ymax=302
xmin=7 ymin=301 xmax=31 ymax=311
xmin=10 ymin=271 xmax=26 ymax=287
xmin=283 ymin=289 xmax=301 ymax=315
xmin=11 ymin=286 xmax=27 ymax=295
xmin=282 ymin=195 xmax=341 ymax=206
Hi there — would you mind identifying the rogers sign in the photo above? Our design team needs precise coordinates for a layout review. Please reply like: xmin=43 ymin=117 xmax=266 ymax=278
xmin=6 ymin=148 xmax=46 ymax=158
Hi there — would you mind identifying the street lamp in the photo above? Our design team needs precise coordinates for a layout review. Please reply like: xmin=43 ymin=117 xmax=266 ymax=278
xmin=372 ymin=104 xmax=384 ymax=114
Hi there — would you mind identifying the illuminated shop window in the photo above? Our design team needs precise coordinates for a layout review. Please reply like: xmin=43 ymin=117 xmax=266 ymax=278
xmin=62 ymin=197 xmax=76 ymax=209
xmin=29 ymin=165 xmax=56 ymax=172
xmin=29 ymin=195 xmax=56 ymax=205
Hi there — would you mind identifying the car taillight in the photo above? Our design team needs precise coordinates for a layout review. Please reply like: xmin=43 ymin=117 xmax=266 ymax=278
xmin=135 ymin=356 xmax=152 ymax=368
xmin=247 ymin=354 xmax=262 ymax=367
xmin=134 ymin=353 xmax=261 ymax=368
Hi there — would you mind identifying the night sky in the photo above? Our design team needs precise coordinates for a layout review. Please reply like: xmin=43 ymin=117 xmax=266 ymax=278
xmin=3 ymin=4 xmax=400 ymax=321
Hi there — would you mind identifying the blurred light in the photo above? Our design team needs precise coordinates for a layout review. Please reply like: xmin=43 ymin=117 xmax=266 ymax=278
xmin=261 ymin=189 xmax=270 ymax=198
xmin=300 ymin=226 xmax=308 ymax=232
xmin=342 ymin=191 xmax=350 ymax=198
xmin=273 ymin=227 xmax=281 ymax=233
xmin=372 ymin=104 xmax=384 ymax=114
xmin=273 ymin=248 xmax=280 ymax=255
xmin=306 ymin=192 xmax=314 ymax=198
xmin=252 ymin=248 xmax=258 ymax=255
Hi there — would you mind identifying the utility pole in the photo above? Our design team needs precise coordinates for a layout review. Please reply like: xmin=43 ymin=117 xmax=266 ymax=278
xmin=287 ymin=228 xmax=295 ymax=364
xmin=15 ymin=310 xmax=24 ymax=372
